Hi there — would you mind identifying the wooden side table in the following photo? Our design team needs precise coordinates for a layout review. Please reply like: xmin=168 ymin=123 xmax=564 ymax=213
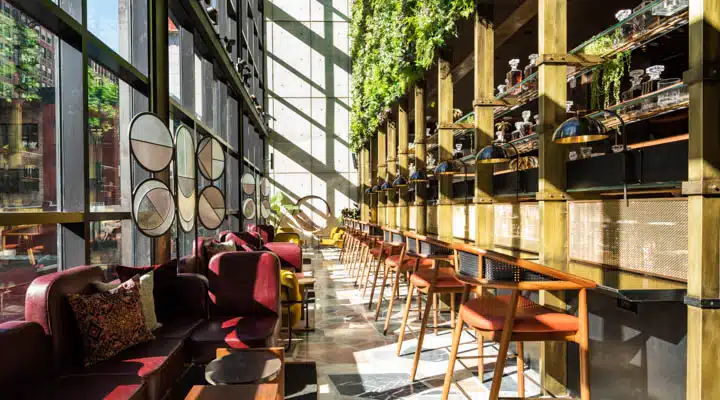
xmin=185 ymin=383 xmax=279 ymax=400
xmin=213 ymin=348 xmax=285 ymax=400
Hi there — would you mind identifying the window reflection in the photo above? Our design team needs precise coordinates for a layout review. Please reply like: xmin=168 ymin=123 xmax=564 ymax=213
xmin=89 ymin=220 xmax=122 ymax=264
xmin=88 ymin=61 xmax=124 ymax=211
xmin=0 ymin=223 xmax=57 ymax=323
xmin=0 ymin=4 xmax=57 ymax=212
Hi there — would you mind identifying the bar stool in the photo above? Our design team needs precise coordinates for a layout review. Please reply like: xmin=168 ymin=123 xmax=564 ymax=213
xmin=349 ymin=222 xmax=370 ymax=280
xmin=442 ymin=244 xmax=596 ymax=400
xmin=395 ymin=234 xmax=466 ymax=381
xmin=360 ymin=226 xmax=397 ymax=309
xmin=374 ymin=229 xmax=433 ymax=333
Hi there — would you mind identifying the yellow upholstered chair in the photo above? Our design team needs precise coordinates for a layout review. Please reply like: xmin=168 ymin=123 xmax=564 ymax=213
xmin=319 ymin=227 xmax=344 ymax=248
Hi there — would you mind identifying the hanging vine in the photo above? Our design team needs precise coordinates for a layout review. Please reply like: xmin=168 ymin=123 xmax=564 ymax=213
xmin=349 ymin=0 xmax=475 ymax=151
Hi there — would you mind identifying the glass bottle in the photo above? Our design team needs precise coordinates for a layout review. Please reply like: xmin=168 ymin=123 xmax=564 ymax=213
xmin=614 ymin=9 xmax=633 ymax=44
xmin=641 ymin=65 xmax=665 ymax=111
xmin=633 ymin=0 xmax=658 ymax=35
xmin=494 ymin=121 xmax=508 ymax=143
xmin=511 ymin=122 xmax=523 ymax=141
xmin=520 ymin=111 xmax=533 ymax=137
xmin=507 ymin=59 xmax=522 ymax=94
xmin=622 ymin=69 xmax=645 ymax=102
xmin=524 ymin=54 xmax=539 ymax=80
xmin=533 ymin=114 xmax=540 ymax=132
xmin=652 ymin=0 xmax=688 ymax=17
xmin=497 ymin=84 xmax=506 ymax=96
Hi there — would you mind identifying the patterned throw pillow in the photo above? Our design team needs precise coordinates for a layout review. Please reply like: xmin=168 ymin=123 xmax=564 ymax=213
xmin=91 ymin=272 xmax=160 ymax=331
xmin=68 ymin=276 xmax=154 ymax=366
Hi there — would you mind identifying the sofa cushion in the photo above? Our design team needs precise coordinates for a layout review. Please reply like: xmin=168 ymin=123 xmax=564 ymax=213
xmin=0 ymin=321 xmax=51 ymax=398
xmin=67 ymin=276 xmax=154 ymax=366
xmin=93 ymin=271 xmax=160 ymax=331
xmin=25 ymin=374 xmax=145 ymax=400
xmin=153 ymin=317 xmax=204 ymax=340
xmin=116 ymin=260 xmax=181 ymax=323
xmin=78 ymin=338 xmax=186 ymax=400
xmin=189 ymin=315 xmax=278 ymax=364
xmin=207 ymin=252 xmax=280 ymax=317
xmin=204 ymin=239 xmax=238 ymax=259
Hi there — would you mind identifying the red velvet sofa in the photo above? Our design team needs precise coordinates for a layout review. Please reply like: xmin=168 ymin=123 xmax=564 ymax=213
xmin=0 ymin=251 xmax=280 ymax=400
xmin=219 ymin=230 xmax=303 ymax=274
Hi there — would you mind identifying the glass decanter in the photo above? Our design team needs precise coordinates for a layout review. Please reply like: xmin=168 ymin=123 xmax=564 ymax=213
xmin=633 ymin=0 xmax=658 ymax=35
xmin=652 ymin=0 xmax=688 ymax=17
xmin=524 ymin=54 xmax=539 ymax=79
xmin=641 ymin=65 xmax=665 ymax=111
xmin=533 ymin=114 xmax=540 ymax=132
xmin=494 ymin=121 xmax=508 ymax=143
xmin=507 ymin=59 xmax=522 ymax=94
xmin=497 ymin=84 xmax=506 ymax=96
xmin=566 ymin=100 xmax=574 ymax=115
xmin=511 ymin=122 xmax=523 ymax=141
xmin=520 ymin=111 xmax=533 ymax=137
xmin=622 ymin=69 xmax=645 ymax=102
xmin=614 ymin=9 xmax=633 ymax=44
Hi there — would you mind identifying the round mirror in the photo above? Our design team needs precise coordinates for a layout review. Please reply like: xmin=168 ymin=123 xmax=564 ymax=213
xmin=129 ymin=112 xmax=174 ymax=172
xmin=242 ymin=198 xmax=256 ymax=219
xmin=242 ymin=173 xmax=256 ymax=195
xmin=132 ymin=179 xmax=176 ymax=237
xmin=197 ymin=136 xmax=225 ymax=180
xmin=260 ymin=177 xmax=270 ymax=197
xmin=175 ymin=124 xmax=196 ymax=232
xmin=260 ymin=199 xmax=271 ymax=219
xmin=198 ymin=186 xmax=226 ymax=230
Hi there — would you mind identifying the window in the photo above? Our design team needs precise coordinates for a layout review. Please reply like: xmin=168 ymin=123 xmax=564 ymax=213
xmin=89 ymin=220 xmax=122 ymax=264
xmin=88 ymin=61 xmax=127 ymax=212
xmin=0 ymin=223 xmax=58 ymax=323
xmin=0 ymin=6 xmax=57 ymax=212
xmin=168 ymin=16 xmax=181 ymax=100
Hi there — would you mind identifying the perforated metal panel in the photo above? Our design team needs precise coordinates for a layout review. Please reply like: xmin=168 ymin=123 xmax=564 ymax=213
xmin=468 ymin=206 xmax=476 ymax=242
xmin=569 ymin=199 xmax=688 ymax=281
xmin=458 ymin=251 xmax=479 ymax=278
xmin=383 ymin=230 xmax=391 ymax=242
xmin=483 ymin=258 xmax=554 ymax=282
xmin=494 ymin=203 xmax=540 ymax=252
xmin=406 ymin=237 xmax=418 ymax=255
xmin=427 ymin=205 xmax=438 ymax=235
xmin=392 ymin=233 xmax=403 ymax=243
xmin=409 ymin=206 xmax=417 ymax=230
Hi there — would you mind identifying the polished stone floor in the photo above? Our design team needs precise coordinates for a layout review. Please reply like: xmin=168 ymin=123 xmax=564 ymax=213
xmin=285 ymin=248 xmax=541 ymax=399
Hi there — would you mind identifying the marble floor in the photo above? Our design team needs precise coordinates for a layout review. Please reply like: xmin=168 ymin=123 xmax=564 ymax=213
xmin=285 ymin=248 xmax=542 ymax=400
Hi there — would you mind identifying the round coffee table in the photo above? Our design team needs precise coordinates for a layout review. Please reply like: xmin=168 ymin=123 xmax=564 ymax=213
xmin=205 ymin=350 xmax=282 ymax=385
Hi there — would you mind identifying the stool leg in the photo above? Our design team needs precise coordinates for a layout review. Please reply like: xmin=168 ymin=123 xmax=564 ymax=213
xmin=374 ymin=264 xmax=391 ymax=321
xmin=410 ymin=287 xmax=435 ymax=381
xmin=441 ymin=308 xmax=466 ymax=400
xmin=355 ymin=246 xmax=369 ymax=284
xmin=367 ymin=255 xmax=384 ymax=309
xmin=383 ymin=269 xmax=401 ymax=335
xmin=396 ymin=281 xmax=416 ymax=355
xmin=450 ymin=294 xmax=456 ymax=329
xmin=416 ymin=284 xmax=422 ymax=320
xmin=478 ymin=332 xmax=484 ymax=381
xmin=489 ymin=290 xmax=520 ymax=400
xmin=361 ymin=253 xmax=375 ymax=296
xmin=517 ymin=341 xmax=525 ymax=398
xmin=433 ymin=293 xmax=439 ymax=336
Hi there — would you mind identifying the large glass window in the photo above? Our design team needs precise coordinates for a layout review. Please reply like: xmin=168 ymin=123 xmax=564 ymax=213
xmin=0 ymin=223 xmax=57 ymax=322
xmin=89 ymin=220 xmax=122 ymax=264
xmin=88 ymin=61 xmax=127 ymax=212
xmin=0 ymin=8 xmax=58 ymax=212
xmin=168 ymin=16 xmax=180 ymax=100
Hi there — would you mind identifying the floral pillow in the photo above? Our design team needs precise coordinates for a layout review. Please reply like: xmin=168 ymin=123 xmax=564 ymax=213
xmin=204 ymin=239 xmax=237 ymax=260
xmin=68 ymin=276 xmax=154 ymax=366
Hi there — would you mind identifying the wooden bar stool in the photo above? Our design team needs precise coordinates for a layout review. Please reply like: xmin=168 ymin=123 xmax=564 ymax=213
xmin=355 ymin=224 xmax=382 ymax=287
xmin=442 ymin=244 xmax=596 ymax=400
xmin=361 ymin=226 xmax=397 ymax=309
xmin=395 ymin=234 xmax=466 ymax=381
xmin=375 ymin=229 xmax=434 ymax=334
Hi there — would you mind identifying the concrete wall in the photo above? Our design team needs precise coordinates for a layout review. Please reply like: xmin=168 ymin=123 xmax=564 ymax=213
xmin=265 ymin=0 xmax=356 ymax=231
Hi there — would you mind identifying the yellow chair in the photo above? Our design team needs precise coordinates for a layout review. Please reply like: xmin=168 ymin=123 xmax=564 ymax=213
xmin=275 ymin=232 xmax=301 ymax=245
xmin=280 ymin=269 xmax=302 ymax=349
xmin=319 ymin=227 xmax=345 ymax=248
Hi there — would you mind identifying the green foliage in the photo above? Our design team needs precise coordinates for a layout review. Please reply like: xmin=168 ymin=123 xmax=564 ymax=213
xmin=350 ymin=0 xmax=475 ymax=151
xmin=0 ymin=12 xmax=41 ymax=102
xmin=589 ymin=50 xmax=631 ymax=110
xmin=87 ymin=68 xmax=119 ymax=135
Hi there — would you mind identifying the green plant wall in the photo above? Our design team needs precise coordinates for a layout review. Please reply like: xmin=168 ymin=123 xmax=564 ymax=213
xmin=349 ymin=0 xmax=475 ymax=152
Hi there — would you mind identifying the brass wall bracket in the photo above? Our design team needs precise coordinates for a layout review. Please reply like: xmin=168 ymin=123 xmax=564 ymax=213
xmin=682 ymin=64 xmax=720 ymax=85
xmin=438 ymin=123 xmax=476 ymax=130
xmin=438 ymin=200 xmax=455 ymax=206
xmin=473 ymin=197 xmax=494 ymax=204
xmin=536 ymin=53 xmax=603 ymax=68
xmin=473 ymin=98 xmax=520 ymax=107
xmin=684 ymin=296 xmax=720 ymax=309
xmin=681 ymin=180 xmax=720 ymax=196
xmin=535 ymin=192 xmax=567 ymax=201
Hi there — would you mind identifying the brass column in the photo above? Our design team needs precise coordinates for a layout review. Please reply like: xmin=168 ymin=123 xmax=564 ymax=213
xmin=377 ymin=125 xmax=387 ymax=226
xmin=361 ymin=145 xmax=371 ymax=222
xmin=398 ymin=98 xmax=410 ymax=231
xmin=537 ymin=0 xmax=568 ymax=394
xmin=685 ymin=0 xmax=720 ymax=398
xmin=370 ymin=139 xmax=378 ymax=223
xmin=437 ymin=52 xmax=454 ymax=241
xmin=415 ymin=82 xmax=427 ymax=234
xmin=386 ymin=117 xmax=397 ymax=228
xmin=473 ymin=6 xmax=495 ymax=248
